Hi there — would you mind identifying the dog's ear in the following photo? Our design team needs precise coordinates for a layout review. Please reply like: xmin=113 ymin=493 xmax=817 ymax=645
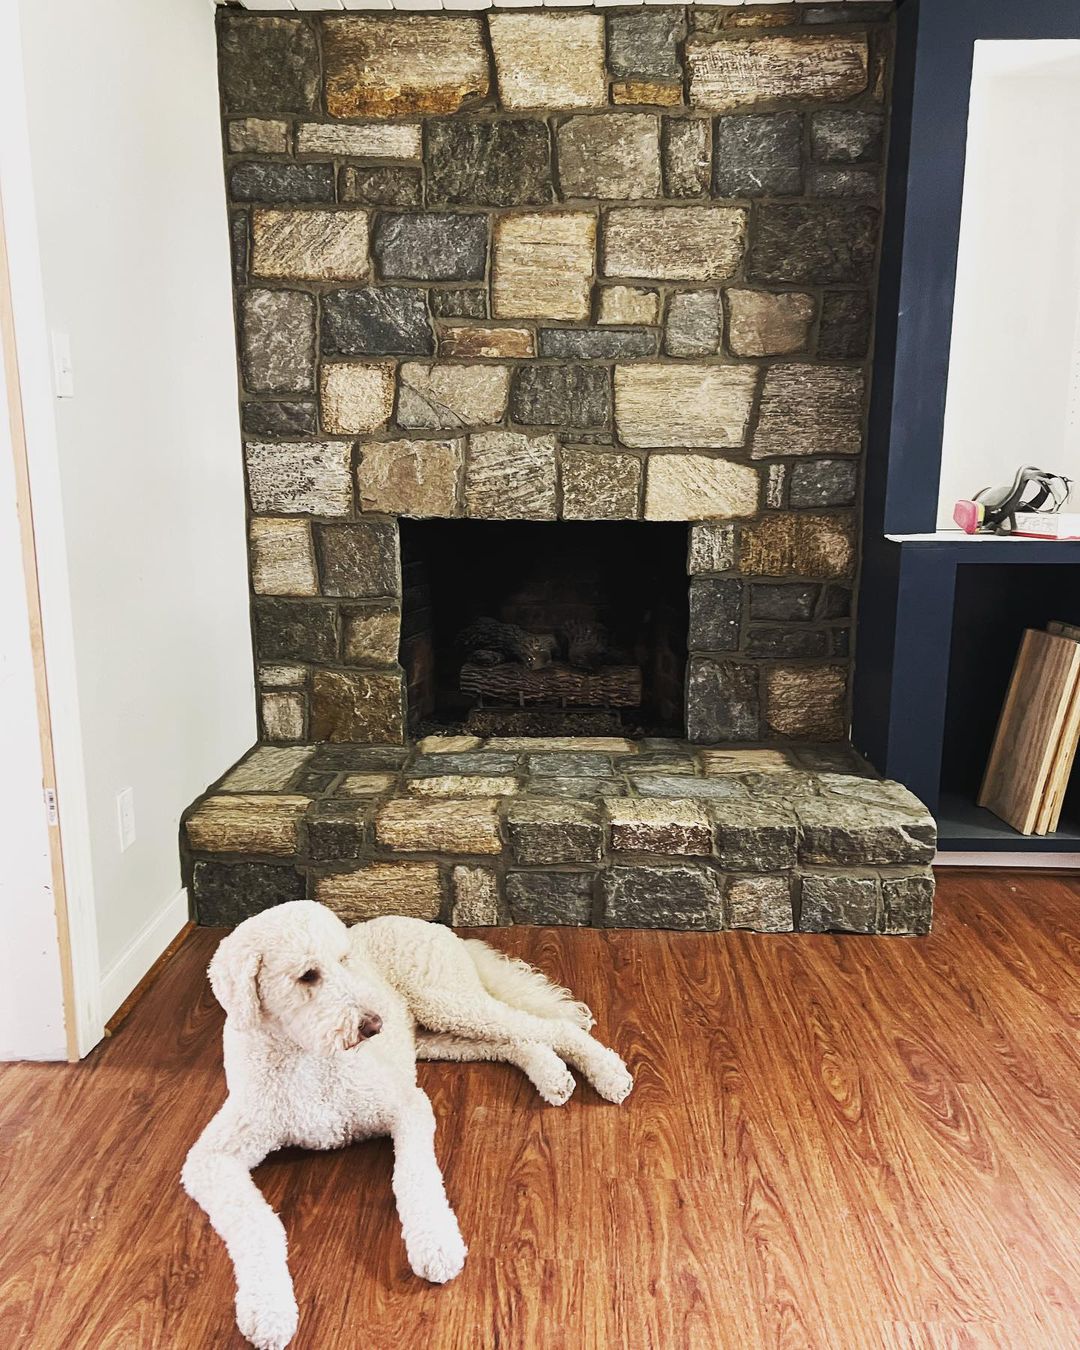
xmin=207 ymin=929 xmax=263 ymax=1030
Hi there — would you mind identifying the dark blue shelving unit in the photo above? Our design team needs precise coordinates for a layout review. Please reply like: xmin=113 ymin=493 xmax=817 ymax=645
xmin=853 ymin=0 xmax=1080 ymax=852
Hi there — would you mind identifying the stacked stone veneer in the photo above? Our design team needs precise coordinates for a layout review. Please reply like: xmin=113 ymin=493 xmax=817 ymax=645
xmin=220 ymin=5 xmax=893 ymax=746
xmin=183 ymin=738 xmax=934 ymax=934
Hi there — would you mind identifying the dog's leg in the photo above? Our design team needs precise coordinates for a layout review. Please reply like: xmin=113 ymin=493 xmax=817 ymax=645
xmin=409 ymin=991 xmax=633 ymax=1105
xmin=389 ymin=1087 xmax=468 ymax=1285
xmin=181 ymin=1104 xmax=297 ymax=1350
xmin=417 ymin=1030 xmax=576 ymax=1106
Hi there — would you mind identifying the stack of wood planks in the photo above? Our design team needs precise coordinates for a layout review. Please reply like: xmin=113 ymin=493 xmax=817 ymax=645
xmin=979 ymin=621 xmax=1080 ymax=834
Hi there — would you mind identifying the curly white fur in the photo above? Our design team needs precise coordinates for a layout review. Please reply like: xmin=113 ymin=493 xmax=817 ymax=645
xmin=181 ymin=901 xmax=632 ymax=1350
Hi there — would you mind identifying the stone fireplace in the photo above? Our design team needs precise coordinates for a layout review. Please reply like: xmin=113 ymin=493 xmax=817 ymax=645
xmin=181 ymin=1 xmax=937 ymax=936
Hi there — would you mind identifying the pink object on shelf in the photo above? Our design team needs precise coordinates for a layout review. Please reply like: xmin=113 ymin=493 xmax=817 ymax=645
xmin=953 ymin=499 xmax=981 ymax=534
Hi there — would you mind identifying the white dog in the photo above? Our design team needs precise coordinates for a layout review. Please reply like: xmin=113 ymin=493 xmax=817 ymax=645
xmin=182 ymin=900 xmax=633 ymax=1350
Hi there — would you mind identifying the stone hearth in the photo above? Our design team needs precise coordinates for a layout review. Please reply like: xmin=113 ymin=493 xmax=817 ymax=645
xmin=182 ymin=739 xmax=935 ymax=934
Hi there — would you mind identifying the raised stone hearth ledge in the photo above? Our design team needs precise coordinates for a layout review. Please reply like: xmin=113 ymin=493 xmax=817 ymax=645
xmin=181 ymin=741 xmax=935 ymax=935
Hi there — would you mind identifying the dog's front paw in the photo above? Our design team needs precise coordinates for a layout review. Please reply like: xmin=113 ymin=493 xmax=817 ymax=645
xmin=538 ymin=1065 xmax=576 ymax=1107
xmin=593 ymin=1050 xmax=634 ymax=1104
xmin=236 ymin=1284 xmax=299 ymax=1350
xmin=407 ymin=1222 xmax=468 ymax=1284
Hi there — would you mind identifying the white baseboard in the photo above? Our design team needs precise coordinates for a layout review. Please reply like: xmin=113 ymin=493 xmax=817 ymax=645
xmin=99 ymin=886 xmax=190 ymax=1021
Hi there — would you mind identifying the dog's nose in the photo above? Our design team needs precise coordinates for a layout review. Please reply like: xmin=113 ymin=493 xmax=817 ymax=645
xmin=358 ymin=1014 xmax=382 ymax=1039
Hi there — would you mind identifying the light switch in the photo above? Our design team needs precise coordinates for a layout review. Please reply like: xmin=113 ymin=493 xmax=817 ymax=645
xmin=51 ymin=331 xmax=74 ymax=398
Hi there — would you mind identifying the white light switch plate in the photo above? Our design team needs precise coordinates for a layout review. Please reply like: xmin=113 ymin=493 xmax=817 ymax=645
xmin=117 ymin=787 xmax=136 ymax=851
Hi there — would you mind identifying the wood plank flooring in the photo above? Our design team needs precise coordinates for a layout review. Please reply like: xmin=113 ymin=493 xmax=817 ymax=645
xmin=2 ymin=871 xmax=1079 ymax=1349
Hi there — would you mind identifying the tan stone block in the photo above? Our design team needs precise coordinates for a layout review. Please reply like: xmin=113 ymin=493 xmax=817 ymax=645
xmin=764 ymin=666 xmax=847 ymax=740
xmin=261 ymin=692 xmax=304 ymax=742
xmin=489 ymin=13 xmax=605 ymax=110
xmin=753 ymin=365 xmax=865 ymax=459
xmin=220 ymin=746 xmax=313 ymax=792
xmin=416 ymin=735 xmax=484 ymax=754
xmin=316 ymin=862 xmax=441 ymax=922
xmin=485 ymin=737 xmax=636 ymax=752
xmin=645 ymin=455 xmax=760 ymax=522
xmin=376 ymin=797 xmax=503 ymax=854
xmin=246 ymin=441 xmax=353 ymax=517
xmin=725 ymin=6 xmax=799 ymax=28
xmin=296 ymin=123 xmax=422 ymax=159
xmin=438 ymin=326 xmax=536 ymax=359
xmin=249 ymin=517 xmax=318 ymax=597
xmin=356 ymin=438 xmax=464 ymax=517
xmin=604 ymin=206 xmax=746 ymax=282
xmin=561 ymin=449 xmax=642 ymax=520
xmin=259 ymin=664 xmax=306 ymax=690
xmin=608 ymin=798 xmax=712 ymax=856
xmin=398 ymin=363 xmax=509 ymax=430
xmin=687 ymin=35 xmax=869 ymax=113
xmin=185 ymin=794 xmax=309 ymax=855
xmin=726 ymin=290 xmax=815 ymax=358
xmin=598 ymin=286 xmax=660 ymax=326
xmin=615 ymin=363 xmax=758 ymax=448
xmin=556 ymin=114 xmax=661 ymax=201
xmin=699 ymin=749 xmax=794 ymax=775
xmin=251 ymin=209 xmax=370 ymax=282
xmin=343 ymin=608 xmax=401 ymax=666
xmin=727 ymin=875 xmax=793 ymax=933
xmin=339 ymin=773 xmax=398 ymax=796
xmin=320 ymin=362 xmax=395 ymax=435
xmin=228 ymin=118 xmax=289 ymax=155
xmin=323 ymin=16 xmax=489 ymax=118
xmin=310 ymin=669 xmax=405 ymax=744
xmin=738 ymin=513 xmax=855 ymax=578
xmin=465 ymin=430 xmax=558 ymax=520
xmin=611 ymin=80 xmax=683 ymax=108
xmin=451 ymin=866 xmax=501 ymax=926
xmin=492 ymin=212 xmax=595 ymax=322
xmin=407 ymin=775 xmax=520 ymax=798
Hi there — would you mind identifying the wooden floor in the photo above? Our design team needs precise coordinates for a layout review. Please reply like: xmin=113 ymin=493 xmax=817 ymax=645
xmin=2 ymin=873 xmax=1080 ymax=1350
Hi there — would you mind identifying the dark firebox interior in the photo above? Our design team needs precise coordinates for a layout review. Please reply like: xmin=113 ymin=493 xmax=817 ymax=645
xmin=399 ymin=520 xmax=688 ymax=737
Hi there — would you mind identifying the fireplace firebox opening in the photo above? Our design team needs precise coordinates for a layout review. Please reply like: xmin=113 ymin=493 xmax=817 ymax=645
xmin=399 ymin=521 xmax=688 ymax=739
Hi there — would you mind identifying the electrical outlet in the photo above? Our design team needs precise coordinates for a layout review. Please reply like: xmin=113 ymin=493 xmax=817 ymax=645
xmin=116 ymin=787 xmax=136 ymax=852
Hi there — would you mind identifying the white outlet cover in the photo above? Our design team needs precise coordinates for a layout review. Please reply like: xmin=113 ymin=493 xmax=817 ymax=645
xmin=117 ymin=787 xmax=136 ymax=851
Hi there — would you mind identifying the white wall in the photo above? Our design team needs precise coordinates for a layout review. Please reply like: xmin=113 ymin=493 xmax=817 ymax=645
xmin=5 ymin=0 xmax=255 ymax=1036
xmin=938 ymin=41 xmax=1080 ymax=529
xmin=0 ymin=322 xmax=68 ymax=1061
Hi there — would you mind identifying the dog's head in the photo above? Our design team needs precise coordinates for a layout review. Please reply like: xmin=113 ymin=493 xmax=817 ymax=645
xmin=207 ymin=901 xmax=384 ymax=1054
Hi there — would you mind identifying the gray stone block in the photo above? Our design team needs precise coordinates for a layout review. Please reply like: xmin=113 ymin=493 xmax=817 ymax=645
xmin=602 ymin=864 xmax=723 ymax=930
xmin=727 ymin=875 xmax=794 ymax=932
xmin=608 ymin=11 xmax=683 ymax=80
xmin=818 ymin=584 xmax=852 ymax=621
xmin=406 ymin=753 xmax=520 ymax=777
xmin=796 ymin=795 xmax=936 ymax=867
xmin=633 ymin=775 xmax=749 ymax=802
xmin=711 ymin=800 xmax=798 ymax=872
xmin=341 ymin=167 xmax=423 ymax=207
xmin=510 ymin=366 xmax=610 ymax=429
xmin=818 ymin=292 xmax=873 ymax=360
xmin=507 ymin=800 xmax=603 ymax=866
xmin=229 ymin=162 xmax=335 ymax=204
xmin=556 ymin=114 xmax=661 ymax=201
xmin=662 ymin=118 xmax=711 ymax=197
xmin=687 ymin=658 xmax=760 ymax=742
xmin=192 ymin=860 xmax=306 ymax=925
xmin=749 ymin=583 xmax=819 ymax=622
xmin=800 ymin=873 xmax=880 ymax=933
xmin=746 ymin=628 xmax=829 ymax=659
xmin=881 ymin=870 xmax=934 ymax=936
xmin=374 ymin=213 xmax=488 ymax=282
xmin=506 ymin=871 xmax=594 ymax=925
xmin=426 ymin=120 xmax=552 ymax=207
xmin=526 ymin=753 xmax=613 ymax=778
xmin=254 ymin=599 xmax=338 ymax=663
xmin=321 ymin=286 xmax=433 ymax=356
xmin=688 ymin=577 xmax=742 ymax=651
xmin=241 ymin=289 xmax=315 ymax=394
xmin=810 ymin=110 xmax=884 ymax=164
xmin=665 ymin=291 xmax=720 ymax=357
xmin=230 ymin=211 xmax=248 ymax=286
xmin=314 ymin=523 xmax=398 ymax=600
xmin=807 ymin=166 xmax=881 ymax=199
xmin=538 ymin=329 xmax=657 ymax=360
xmin=242 ymin=400 xmax=317 ymax=438
xmin=714 ymin=114 xmax=802 ymax=198
xmin=749 ymin=204 xmax=879 ymax=285
xmin=789 ymin=459 xmax=858 ymax=508
xmin=528 ymin=778 xmax=626 ymax=800
xmin=431 ymin=289 xmax=487 ymax=319
xmin=219 ymin=14 xmax=319 ymax=114
xmin=307 ymin=802 xmax=370 ymax=862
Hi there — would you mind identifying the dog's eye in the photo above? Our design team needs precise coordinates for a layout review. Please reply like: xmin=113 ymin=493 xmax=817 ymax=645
xmin=298 ymin=968 xmax=320 ymax=985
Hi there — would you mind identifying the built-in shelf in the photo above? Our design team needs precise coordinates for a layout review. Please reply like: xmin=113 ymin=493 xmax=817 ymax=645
xmin=937 ymin=793 xmax=1080 ymax=852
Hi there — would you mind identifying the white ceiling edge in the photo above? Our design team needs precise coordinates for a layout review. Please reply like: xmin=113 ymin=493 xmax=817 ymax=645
xmin=219 ymin=1 xmax=889 ymax=11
